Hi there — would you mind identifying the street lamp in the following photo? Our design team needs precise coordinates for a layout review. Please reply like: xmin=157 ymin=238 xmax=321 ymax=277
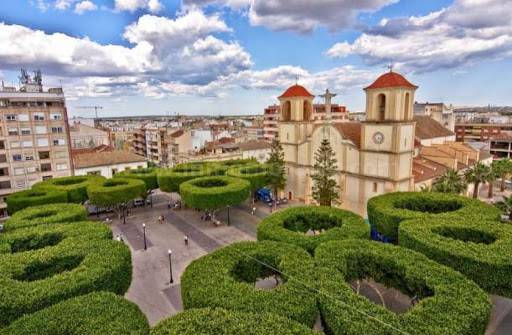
xmin=168 ymin=249 xmax=174 ymax=284
xmin=142 ymin=223 xmax=147 ymax=250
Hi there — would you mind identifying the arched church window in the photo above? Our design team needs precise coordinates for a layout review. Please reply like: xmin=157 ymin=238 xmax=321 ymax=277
xmin=282 ymin=101 xmax=291 ymax=121
xmin=404 ymin=93 xmax=411 ymax=119
xmin=377 ymin=94 xmax=386 ymax=121
xmin=303 ymin=100 xmax=312 ymax=121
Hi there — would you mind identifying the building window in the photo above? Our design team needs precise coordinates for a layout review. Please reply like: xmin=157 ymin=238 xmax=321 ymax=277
xmin=56 ymin=163 xmax=68 ymax=171
xmin=10 ymin=141 xmax=20 ymax=149
xmin=51 ymin=127 xmax=63 ymax=134
xmin=35 ymin=126 xmax=47 ymax=134
xmin=15 ymin=180 xmax=27 ymax=189
xmin=112 ymin=168 xmax=118 ymax=175
xmin=0 ymin=141 xmax=5 ymax=150
xmin=377 ymin=94 xmax=386 ymax=121
xmin=37 ymin=138 xmax=49 ymax=147
xmin=54 ymin=151 xmax=67 ymax=159
xmin=40 ymin=163 xmax=52 ymax=172
xmin=0 ymin=181 xmax=11 ymax=189
xmin=0 ymin=167 xmax=9 ymax=176
xmin=0 ymin=154 xmax=6 ymax=163
xmin=24 ymin=154 xmax=34 ymax=161
xmin=87 ymin=171 xmax=101 ymax=175
xmin=21 ymin=128 xmax=31 ymax=135
xmin=373 ymin=182 xmax=378 ymax=193
xmin=6 ymin=114 xmax=16 ymax=121
xmin=26 ymin=166 xmax=37 ymax=173
xmin=18 ymin=114 xmax=29 ymax=122
xmin=8 ymin=128 xmax=18 ymax=136
xmin=42 ymin=175 xmax=53 ymax=181
xmin=39 ymin=151 xmax=50 ymax=160
xmin=50 ymin=113 xmax=62 ymax=120
xmin=34 ymin=113 xmax=45 ymax=121
xmin=14 ymin=168 xmax=24 ymax=176
xmin=53 ymin=138 xmax=65 ymax=146
xmin=22 ymin=141 xmax=33 ymax=148
xmin=12 ymin=154 xmax=22 ymax=161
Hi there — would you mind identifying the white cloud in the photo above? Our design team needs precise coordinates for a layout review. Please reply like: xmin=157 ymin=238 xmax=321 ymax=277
xmin=184 ymin=0 xmax=396 ymax=33
xmin=114 ymin=0 xmax=163 ymax=13
xmin=327 ymin=0 xmax=512 ymax=73
xmin=74 ymin=1 xmax=97 ymax=14
xmin=55 ymin=0 xmax=76 ymax=10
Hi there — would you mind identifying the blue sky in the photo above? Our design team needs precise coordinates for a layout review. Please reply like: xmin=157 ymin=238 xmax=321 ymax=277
xmin=0 ymin=0 xmax=510 ymax=117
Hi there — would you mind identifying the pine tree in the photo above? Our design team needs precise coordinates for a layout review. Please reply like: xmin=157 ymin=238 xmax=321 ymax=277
xmin=311 ymin=139 xmax=340 ymax=206
xmin=266 ymin=138 xmax=286 ymax=205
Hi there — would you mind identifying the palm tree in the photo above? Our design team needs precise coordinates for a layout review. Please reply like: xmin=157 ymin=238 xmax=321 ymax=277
xmin=493 ymin=159 xmax=512 ymax=192
xmin=432 ymin=169 xmax=466 ymax=194
xmin=487 ymin=161 xmax=502 ymax=198
xmin=495 ymin=195 xmax=512 ymax=221
xmin=464 ymin=162 xmax=491 ymax=199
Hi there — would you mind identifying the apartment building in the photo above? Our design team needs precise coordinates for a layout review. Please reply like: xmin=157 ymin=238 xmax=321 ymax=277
xmin=414 ymin=102 xmax=455 ymax=131
xmin=69 ymin=122 xmax=111 ymax=149
xmin=0 ymin=72 xmax=73 ymax=216
xmin=130 ymin=127 xmax=192 ymax=167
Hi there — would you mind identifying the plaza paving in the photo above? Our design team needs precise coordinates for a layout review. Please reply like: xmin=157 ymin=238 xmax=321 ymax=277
xmin=99 ymin=191 xmax=512 ymax=333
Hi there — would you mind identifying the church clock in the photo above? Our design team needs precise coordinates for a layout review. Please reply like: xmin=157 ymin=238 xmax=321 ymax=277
xmin=372 ymin=132 xmax=384 ymax=144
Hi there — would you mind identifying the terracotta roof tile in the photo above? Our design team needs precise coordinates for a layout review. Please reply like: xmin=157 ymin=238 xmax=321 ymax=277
xmin=365 ymin=72 xmax=417 ymax=90
xmin=239 ymin=140 xmax=271 ymax=151
xmin=279 ymin=84 xmax=314 ymax=98
xmin=73 ymin=150 xmax=146 ymax=169
xmin=413 ymin=156 xmax=448 ymax=183
xmin=333 ymin=122 xmax=362 ymax=148
xmin=414 ymin=115 xmax=455 ymax=140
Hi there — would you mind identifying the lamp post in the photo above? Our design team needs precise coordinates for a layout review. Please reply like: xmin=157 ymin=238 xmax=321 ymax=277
xmin=168 ymin=249 xmax=174 ymax=284
xmin=142 ymin=223 xmax=147 ymax=250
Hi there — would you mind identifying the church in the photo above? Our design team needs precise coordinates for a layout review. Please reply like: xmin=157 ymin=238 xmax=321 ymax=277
xmin=278 ymin=71 xmax=420 ymax=216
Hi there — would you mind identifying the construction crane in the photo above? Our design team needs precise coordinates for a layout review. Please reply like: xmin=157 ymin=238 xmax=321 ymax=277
xmin=76 ymin=106 xmax=103 ymax=119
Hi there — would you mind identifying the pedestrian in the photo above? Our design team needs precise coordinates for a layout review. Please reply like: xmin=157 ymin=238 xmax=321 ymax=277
xmin=251 ymin=207 xmax=256 ymax=215
xmin=184 ymin=235 xmax=189 ymax=246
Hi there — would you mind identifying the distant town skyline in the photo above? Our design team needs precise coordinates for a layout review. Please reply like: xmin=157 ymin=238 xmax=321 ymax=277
xmin=0 ymin=0 xmax=511 ymax=117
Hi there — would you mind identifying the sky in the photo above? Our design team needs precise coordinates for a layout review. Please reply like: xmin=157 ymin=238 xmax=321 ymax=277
xmin=0 ymin=0 xmax=511 ymax=117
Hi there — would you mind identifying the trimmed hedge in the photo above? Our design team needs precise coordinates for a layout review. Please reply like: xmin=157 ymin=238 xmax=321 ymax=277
xmin=33 ymin=175 xmax=105 ymax=204
xmin=158 ymin=163 xmax=224 ymax=193
xmin=315 ymin=239 xmax=491 ymax=335
xmin=227 ymin=164 xmax=270 ymax=191
xmin=367 ymin=192 xmax=501 ymax=240
xmin=0 ymin=238 xmax=131 ymax=326
xmin=151 ymin=308 xmax=316 ymax=335
xmin=257 ymin=206 xmax=369 ymax=254
xmin=87 ymin=177 xmax=146 ymax=207
xmin=4 ymin=203 xmax=87 ymax=232
xmin=180 ymin=176 xmax=251 ymax=210
xmin=400 ymin=218 xmax=512 ymax=297
xmin=115 ymin=168 xmax=159 ymax=190
xmin=0 ymin=292 xmax=149 ymax=335
xmin=0 ymin=221 xmax=112 ymax=255
xmin=181 ymin=241 xmax=318 ymax=326
xmin=6 ymin=189 xmax=68 ymax=215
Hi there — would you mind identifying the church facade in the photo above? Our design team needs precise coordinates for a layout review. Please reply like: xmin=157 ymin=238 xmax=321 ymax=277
xmin=278 ymin=71 xmax=418 ymax=216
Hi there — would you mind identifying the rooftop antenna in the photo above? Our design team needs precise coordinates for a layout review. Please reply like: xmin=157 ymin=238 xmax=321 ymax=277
xmin=295 ymin=74 xmax=299 ymax=85
xmin=387 ymin=63 xmax=394 ymax=73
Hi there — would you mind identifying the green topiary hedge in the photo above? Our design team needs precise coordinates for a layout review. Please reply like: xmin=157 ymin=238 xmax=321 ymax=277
xmin=367 ymin=192 xmax=501 ymax=240
xmin=115 ymin=168 xmax=159 ymax=191
xmin=151 ymin=308 xmax=316 ymax=335
xmin=157 ymin=163 xmax=224 ymax=193
xmin=0 ymin=221 xmax=112 ymax=255
xmin=399 ymin=218 xmax=512 ymax=297
xmin=0 ymin=292 xmax=149 ymax=335
xmin=181 ymin=241 xmax=317 ymax=326
xmin=6 ymin=189 xmax=68 ymax=215
xmin=0 ymin=238 xmax=132 ymax=326
xmin=33 ymin=175 xmax=105 ymax=204
xmin=315 ymin=239 xmax=491 ymax=335
xmin=4 ymin=203 xmax=88 ymax=232
xmin=180 ymin=176 xmax=251 ymax=210
xmin=257 ymin=206 xmax=369 ymax=254
xmin=87 ymin=178 xmax=146 ymax=207
xmin=227 ymin=164 xmax=270 ymax=191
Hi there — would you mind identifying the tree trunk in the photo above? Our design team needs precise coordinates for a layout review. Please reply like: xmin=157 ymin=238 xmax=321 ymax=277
xmin=501 ymin=175 xmax=506 ymax=192
xmin=473 ymin=182 xmax=480 ymax=199
xmin=488 ymin=182 xmax=494 ymax=199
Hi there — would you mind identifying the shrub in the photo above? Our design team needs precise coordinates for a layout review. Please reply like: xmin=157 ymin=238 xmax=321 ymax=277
xmin=33 ymin=175 xmax=105 ymax=204
xmin=0 ymin=221 xmax=112 ymax=255
xmin=227 ymin=164 xmax=270 ymax=191
xmin=151 ymin=308 xmax=316 ymax=335
xmin=0 ymin=238 xmax=131 ymax=326
xmin=367 ymin=192 xmax=501 ymax=240
xmin=315 ymin=239 xmax=491 ymax=335
xmin=87 ymin=178 xmax=146 ymax=207
xmin=115 ymin=168 xmax=159 ymax=191
xmin=0 ymin=292 xmax=149 ymax=335
xmin=157 ymin=163 xmax=224 ymax=193
xmin=4 ymin=203 xmax=87 ymax=232
xmin=180 ymin=176 xmax=251 ymax=210
xmin=6 ymin=189 xmax=68 ymax=215
xmin=181 ymin=241 xmax=318 ymax=326
xmin=399 ymin=218 xmax=512 ymax=297
xmin=257 ymin=206 xmax=369 ymax=254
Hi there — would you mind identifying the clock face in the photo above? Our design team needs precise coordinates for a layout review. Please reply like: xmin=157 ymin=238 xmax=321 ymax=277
xmin=373 ymin=132 xmax=384 ymax=144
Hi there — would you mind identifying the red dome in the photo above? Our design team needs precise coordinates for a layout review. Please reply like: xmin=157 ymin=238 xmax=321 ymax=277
xmin=279 ymin=84 xmax=314 ymax=98
xmin=365 ymin=72 xmax=417 ymax=90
